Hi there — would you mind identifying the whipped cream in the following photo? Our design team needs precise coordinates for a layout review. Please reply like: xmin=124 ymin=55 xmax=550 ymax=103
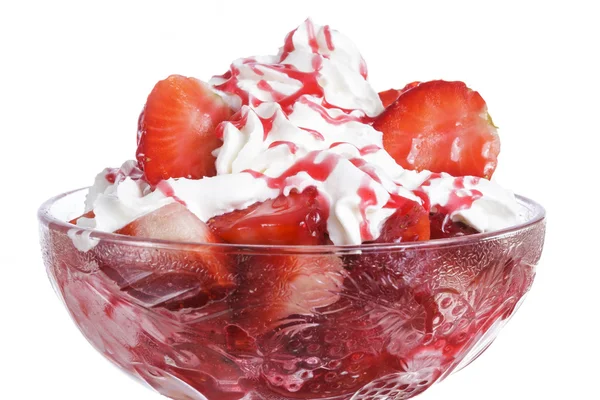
xmin=74 ymin=19 xmax=521 ymax=246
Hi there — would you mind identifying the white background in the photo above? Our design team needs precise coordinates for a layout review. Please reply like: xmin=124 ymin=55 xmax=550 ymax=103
xmin=1 ymin=0 xmax=598 ymax=399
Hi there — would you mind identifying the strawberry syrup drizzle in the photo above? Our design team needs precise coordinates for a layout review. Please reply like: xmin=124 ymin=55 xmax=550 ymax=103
xmin=297 ymin=97 xmax=363 ymax=125
xmin=420 ymin=175 xmax=483 ymax=215
xmin=268 ymin=141 xmax=299 ymax=154
xmin=305 ymin=20 xmax=320 ymax=53
xmin=359 ymin=144 xmax=381 ymax=156
xmin=216 ymin=59 xmax=326 ymax=118
xmin=244 ymin=151 xmax=339 ymax=190
xmin=213 ymin=65 xmax=249 ymax=106
xmin=257 ymin=80 xmax=288 ymax=102
xmin=243 ymin=58 xmax=265 ymax=76
xmin=329 ymin=142 xmax=347 ymax=150
xmin=359 ymin=57 xmax=368 ymax=79
xmin=444 ymin=177 xmax=483 ymax=213
xmin=323 ymin=25 xmax=335 ymax=51
xmin=281 ymin=27 xmax=299 ymax=60
xmin=215 ymin=109 xmax=249 ymax=140
xmin=350 ymin=158 xmax=382 ymax=184
xmin=438 ymin=189 xmax=483 ymax=215
xmin=357 ymin=176 xmax=378 ymax=241
xmin=268 ymin=59 xmax=325 ymax=114
xmin=299 ymin=127 xmax=325 ymax=141
xmin=155 ymin=181 xmax=186 ymax=206
xmin=258 ymin=112 xmax=278 ymax=140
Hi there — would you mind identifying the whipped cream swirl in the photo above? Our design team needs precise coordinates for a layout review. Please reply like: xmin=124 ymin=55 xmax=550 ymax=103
xmin=76 ymin=19 xmax=521 ymax=247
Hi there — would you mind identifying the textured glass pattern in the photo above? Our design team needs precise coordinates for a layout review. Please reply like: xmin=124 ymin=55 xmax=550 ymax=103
xmin=39 ymin=190 xmax=545 ymax=400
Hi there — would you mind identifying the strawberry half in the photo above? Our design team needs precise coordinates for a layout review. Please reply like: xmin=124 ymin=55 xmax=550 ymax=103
xmin=136 ymin=75 xmax=233 ymax=185
xmin=214 ymin=188 xmax=342 ymax=334
xmin=99 ymin=203 xmax=234 ymax=310
xmin=373 ymin=80 xmax=500 ymax=179
xmin=208 ymin=187 xmax=330 ymax=246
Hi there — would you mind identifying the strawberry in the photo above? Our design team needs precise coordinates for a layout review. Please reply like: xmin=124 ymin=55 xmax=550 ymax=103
xmin=231 ymin=254 xmax=344 ymax=335
xmin=375 ymin=197 xmax=431 ymax=243
xmin=342 ymin=198 xmax=429 ymax=303
xmin=208 ymin=187 xmax=330 ymax=246
xmin=210 ymin=188 xmax=343 ymax=333
xmin=377 ymin=81 xmax=420 ymax=109
xmin=136 ymin=74 xmax=233 ymax=185
xmin=99 ymin=202 xmax=235 ymax=310
xmin=116 ymin=202 xmax=219 ymax=243
xmin=209 ymin=187 xmax=344 ymax=335
xmin=373 ymin=80 xmax=500 ymax=179
xmin=429 ymin=212 xmax=478 ymax=239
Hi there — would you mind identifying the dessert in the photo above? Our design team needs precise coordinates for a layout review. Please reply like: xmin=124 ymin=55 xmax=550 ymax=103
xmin=39 ymin=19 xmax=546 ymax=400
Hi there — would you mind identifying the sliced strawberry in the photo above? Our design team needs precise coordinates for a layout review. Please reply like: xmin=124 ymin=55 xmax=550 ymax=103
xmin=231 ymin=254 xmax=344 ymax=335
xmin=211 ymin=188 xmax=341 ymax=333
xmin=136 ymin=74 xmax=233 ymax=185
xmin=375 ymin=197 xmax=430 ymax=243
xmin=116 ymin=202 xmax=219 ymax=243
xmin=377 ymin=81 xmax=420 ymax=109
xmin=429 ymin=212 xmax=478 ymax=239
xmin=100 ymin=203 xmax=234 ymax=310
xmin=341 ymin=198 xmax=429 ymax=325
xmin=374 ymin=80 xmax=500 ymax=179
xmin=208 ymin=187 xmax=329 ymax=246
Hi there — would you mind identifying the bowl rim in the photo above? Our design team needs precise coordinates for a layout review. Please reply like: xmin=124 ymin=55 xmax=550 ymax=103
xmin=38 ymin=188 xmax=546 ymax=254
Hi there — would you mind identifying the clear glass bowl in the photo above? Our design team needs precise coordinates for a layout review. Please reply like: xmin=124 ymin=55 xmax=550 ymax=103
xmin=39 ymin=188 xmax=546 ymax=400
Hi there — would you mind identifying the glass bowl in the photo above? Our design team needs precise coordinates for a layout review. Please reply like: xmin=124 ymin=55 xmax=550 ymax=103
xmin=38 ymin=188 xmax=545 ymax=400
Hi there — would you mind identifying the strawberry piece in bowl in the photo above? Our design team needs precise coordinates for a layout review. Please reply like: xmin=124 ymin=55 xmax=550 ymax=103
xmin=210 ymin=187 xmax=344 ymax=334
xmin=374 ymin=80 xmax=500 ymax=179
xmin=429 ymin=212 xmax=479 ymax=239
xmin=99 ymin=202 xmax=235 ymax=311
xmin=342 ymin=197 xmax=430 ymax=303
xmin=208 ymin=187 xmax=329 ymax=246
xmin=375 ymin=197 xmax=431 ymax=244
xmin=231 ymin=254 xmax=344 ymax=336
xmin=136 ymin=74 xmax=233 ymax=185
